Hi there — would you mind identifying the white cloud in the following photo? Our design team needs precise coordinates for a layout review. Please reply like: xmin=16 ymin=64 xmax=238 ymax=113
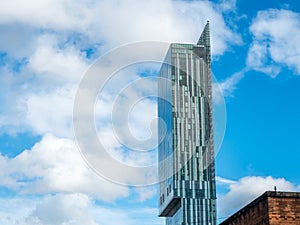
xmin=0 ymin=133 xmax=162 ymax=224
xmin=0 ymin=0 xmax=92 ymax=31
xmin=0 ymin=134 xmax=129 ymax=202
xmin=0 ymin=33 xmax=89 ymax=136
xmin=0 ymin=194 xmax=164 ymax=225
xmin=216 ymin=9 xmax=300 ymax=100
xmin=28 ymin=34 xmax=88 ymax=85
xmin=246 ymin=41 xmax=281 ymax=77
xmin=134 ymin=186 xmax=157 ymax=202
xmin=0 ymin=0 xmax=244 ymax=223
xmin=0 ymin=0 xmax=241 ymax=55
xmin=213 ymin=69 xmax=245 ymax=104
xmin=0 ymin=0 xmax=242 ymax=138
xmin=0 ymin=68 xmax=30 ymax=135
xmin=217 ymin=0 xmax=237 ymax=13
xmin=24 ymin=87 xmax=75 ymax=137
xmin=216 ymin=176 xmax=237 ymax=185
xmin=0 ymin=24 xmax=37 ymax=58
xmin=247 ymin=9 xmax=300 ymax=77
xmin=218 ymin=176 xmax=300 ymax=217
xmin=30 ymin=194 xmax=97 ymax=225
xmin=0 ymin=196 xmax=37 ymax=225
xmin=94 ymin=66 xmax=159 ymax=168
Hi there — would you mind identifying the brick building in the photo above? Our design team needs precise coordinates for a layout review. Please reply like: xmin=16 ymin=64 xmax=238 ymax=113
xmin=220 ymin=191 xmax=300 ymax=225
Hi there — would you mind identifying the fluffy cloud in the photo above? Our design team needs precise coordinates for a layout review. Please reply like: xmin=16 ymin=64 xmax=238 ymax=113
xmin=0 ymin=131 xmax=161 ymax=224
xmin=93 ymin=65 xmax=159 ymax=170
xmin=216 ymin=9 xmax=300 ymax=101
xmin=0 ymin=0 xmax=92 ymax=32
xmin=0 ymin=134 xmax=129 ymax=202
xmin=0 ymin=0 xmax=244 ymax=223
xmin=217 ymin=176 xmax=300 ymax=218
xmin=96 ymin=69 xmax=159 ymax=152
xmin=247 ymin=9 xmax=300 ymax=77
xmin=24 ymin=87 xmax=75 ymax=137
xmin=89 ymin=0 xmax=241 ymax=54
xmin=0 ymin=34 xmax=89 ymax=136
xmin=0 ymin=0 xmax=241 ymax=55
xmin=212 ymin=69 xmax=245 ymax=104
xmin=0 ymin=194 xmax=163 ymax=225
xmin=134 ymin=186 xmax=157 ymax=202
xmin=0 ymin=0 xmax=241 ymax=138
xmin=29 ymin=194 xmax=96 ymax=225
xmin=28 ymin=34 xmax=88 ymax=85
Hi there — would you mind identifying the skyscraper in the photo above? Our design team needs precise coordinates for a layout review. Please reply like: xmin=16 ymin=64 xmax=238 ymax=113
xmin=158 ymin=22 xmax=216 ymax=225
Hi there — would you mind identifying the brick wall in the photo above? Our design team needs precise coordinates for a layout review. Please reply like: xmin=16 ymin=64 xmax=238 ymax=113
xmin=268 ymin=194 xmax=300 ymax=224
xmin=220 ymin=191 xmax=300 ymax=225
xmin=220 ymin=194 xmax=269 ymax=225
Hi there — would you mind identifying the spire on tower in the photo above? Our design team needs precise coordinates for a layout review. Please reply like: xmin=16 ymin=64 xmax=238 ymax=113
xmin=197 ymin=20 xmax=211 ymax=66
xmin=197 ymin=21 xmax=210 ymax=46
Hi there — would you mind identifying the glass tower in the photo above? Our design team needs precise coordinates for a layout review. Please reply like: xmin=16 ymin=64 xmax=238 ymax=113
xmin=158 ymin=22 xmax=216 ymax=225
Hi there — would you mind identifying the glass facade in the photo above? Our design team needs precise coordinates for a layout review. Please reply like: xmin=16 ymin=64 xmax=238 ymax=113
xmin=158 ymin=22 xmax=216 ymax=225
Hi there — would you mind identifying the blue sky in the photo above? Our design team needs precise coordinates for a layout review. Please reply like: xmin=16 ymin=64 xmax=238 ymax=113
xmin=0 ymin=0 xmax=300 ymax=224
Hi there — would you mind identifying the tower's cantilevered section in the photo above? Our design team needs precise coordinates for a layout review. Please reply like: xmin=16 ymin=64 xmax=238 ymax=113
xmin=158 ymin=21 xmax=216 ymax=225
